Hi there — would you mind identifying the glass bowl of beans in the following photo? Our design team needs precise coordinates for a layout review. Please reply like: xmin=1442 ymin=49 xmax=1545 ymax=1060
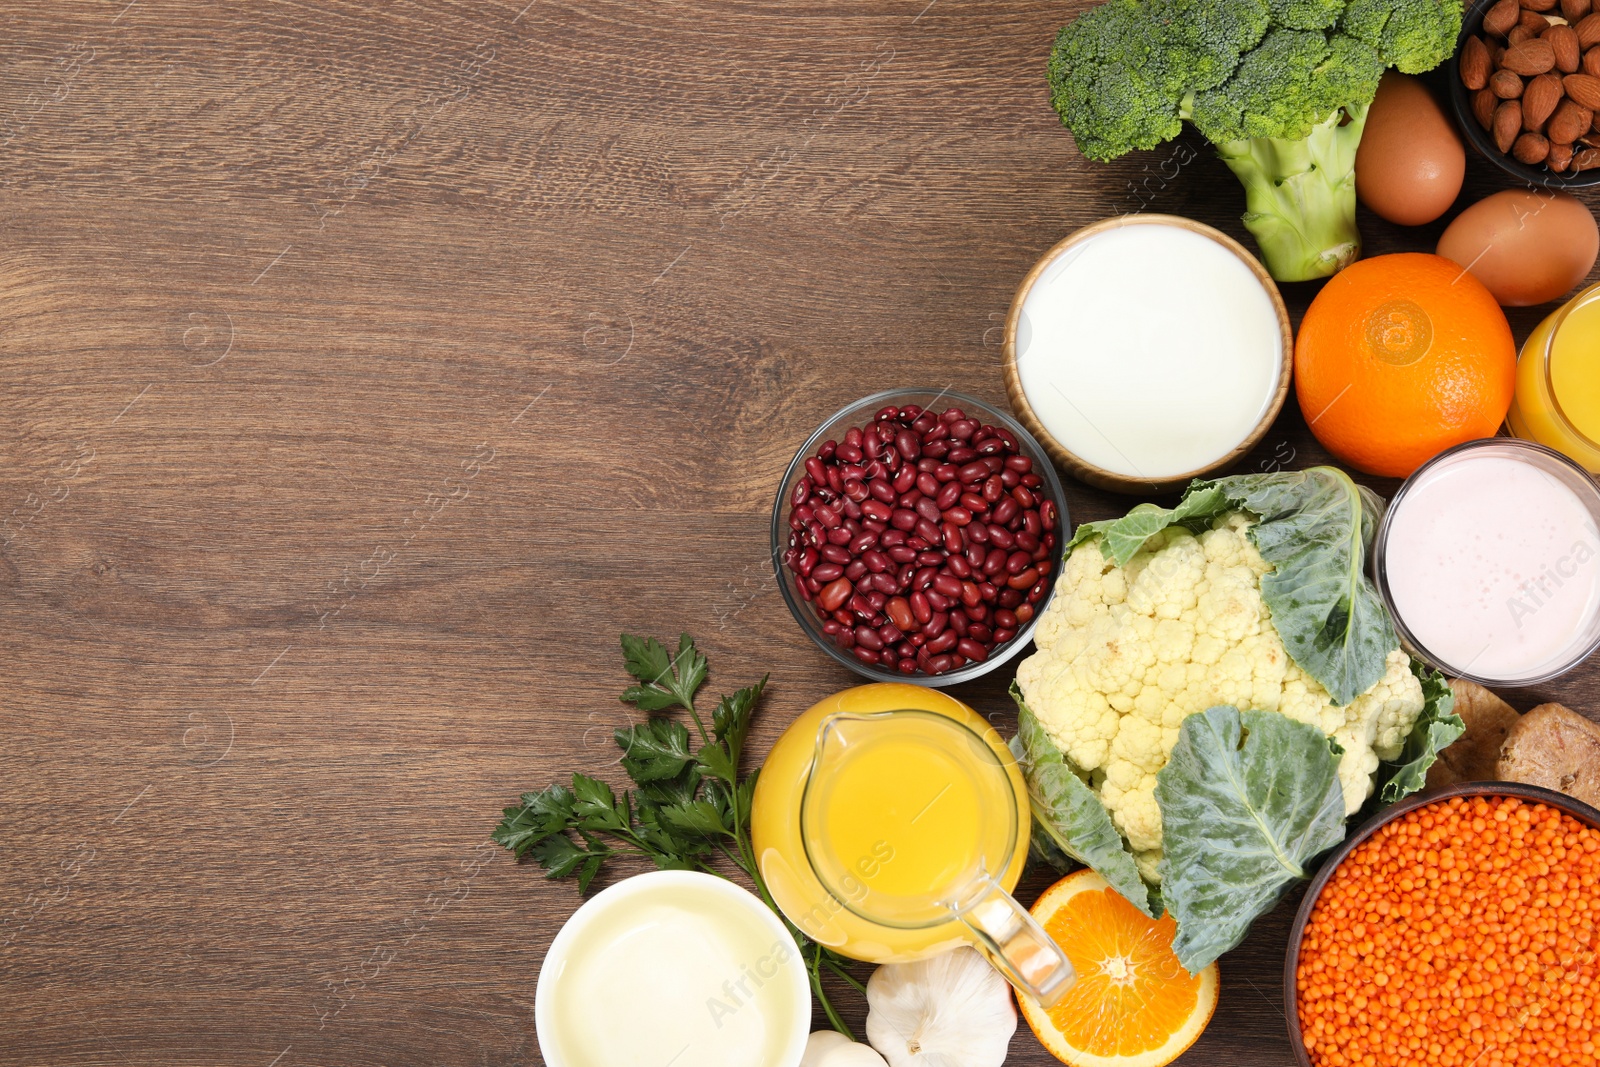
xmin=772 ymin=388 xmax=1068 ymax=686
xmin=1284 ymin=781 xmax=1600 ymax=1067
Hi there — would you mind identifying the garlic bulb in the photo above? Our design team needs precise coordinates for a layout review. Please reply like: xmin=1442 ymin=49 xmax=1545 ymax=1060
xmin=865 ymin=947 xmax=1017 ymax=1067
xmin=800 ymin=1029 xmax=891 ymax=1067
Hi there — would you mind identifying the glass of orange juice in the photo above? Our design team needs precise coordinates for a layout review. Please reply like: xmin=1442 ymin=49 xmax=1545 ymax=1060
xmin=1508 ymin=282 xmax=1600 ymax=472
xmin=750 ymin=684 xmax=1075 ymax=1007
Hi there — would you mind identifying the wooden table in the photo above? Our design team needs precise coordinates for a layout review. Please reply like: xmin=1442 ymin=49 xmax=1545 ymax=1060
xmin=2 ymin=2 xmax=1597 ymax=1063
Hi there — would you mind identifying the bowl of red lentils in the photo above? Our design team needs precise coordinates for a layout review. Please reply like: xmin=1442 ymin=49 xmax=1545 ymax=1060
xmin=1286 ymin=781 xmax=1600 ymax=1067
xmin=772 ymin=388 xmax=1067 ymax=686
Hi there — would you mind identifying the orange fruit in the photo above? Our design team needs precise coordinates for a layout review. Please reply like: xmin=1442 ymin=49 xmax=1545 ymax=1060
xmin=1018 ymin=870 xmax=1219 ymax=1067
xmin=1295 ymin=252 xmax=1516 ymax=478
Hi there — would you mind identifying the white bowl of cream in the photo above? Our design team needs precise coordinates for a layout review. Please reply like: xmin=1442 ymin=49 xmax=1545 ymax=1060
xmin=1002 ymin=215 xmax=1292 ymax=494
xmin=1375 ymin=438 xmax=1600 ymax=686
xmin=534 ymin=870 xmax=811 ymax=1067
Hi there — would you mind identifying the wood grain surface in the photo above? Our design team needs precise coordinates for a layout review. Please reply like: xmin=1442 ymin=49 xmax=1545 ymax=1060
xmin=2 ymin=2 xmax=1598 ymax=1065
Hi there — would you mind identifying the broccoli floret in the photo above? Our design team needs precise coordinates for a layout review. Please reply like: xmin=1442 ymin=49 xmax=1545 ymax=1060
xmin=1045 ymin=0 xmax=1457 ymax=280
xmin=1270 ymin=0 xmax=1347 ymax=31
xmin=1150 ymin=0 xmax=1272 ymax=91
xmin=1048 ymin=0 xmax=1187 ymax=161
xmin=1342 ymin=0 xmax=1462 ymax=73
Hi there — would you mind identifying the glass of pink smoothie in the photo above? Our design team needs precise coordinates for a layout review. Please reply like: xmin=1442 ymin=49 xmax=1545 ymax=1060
xmin=1375 ymin=439 xmax=1600 ymax=686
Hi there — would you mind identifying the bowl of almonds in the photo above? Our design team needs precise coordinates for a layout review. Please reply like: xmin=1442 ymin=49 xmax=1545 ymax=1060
xmin=1450 ymin=0 xmax=1600 ymax=183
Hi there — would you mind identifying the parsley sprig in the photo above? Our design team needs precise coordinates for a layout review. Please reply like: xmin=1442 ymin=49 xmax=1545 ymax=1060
xmin=492 ymin=633 xmax=867 ymax=1036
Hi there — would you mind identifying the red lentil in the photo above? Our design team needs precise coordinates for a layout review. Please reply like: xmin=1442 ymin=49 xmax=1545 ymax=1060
xmin=1297 ymin=795 xmax=1599 ymax=1067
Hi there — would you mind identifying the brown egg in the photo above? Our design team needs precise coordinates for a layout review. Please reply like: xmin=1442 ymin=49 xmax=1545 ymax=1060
xmin=1437 ymin=190 xmax=1600 ymax=307
xmin=1355 ymin=72 xmax=1466 ymax=226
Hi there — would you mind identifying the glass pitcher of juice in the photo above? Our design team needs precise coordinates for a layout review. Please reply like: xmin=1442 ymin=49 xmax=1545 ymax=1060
xmin=750 ymin=684 xmax=1075 ymax=1007
xmin=1508 ymin=282 xmax=1600 ymax=472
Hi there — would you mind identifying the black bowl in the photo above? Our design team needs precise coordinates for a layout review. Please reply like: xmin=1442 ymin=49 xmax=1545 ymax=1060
xmin=1447 ymin=0 xmax=1600 ymax=189
xmin=1282 ymin=781 xmax=1600 ymax=1065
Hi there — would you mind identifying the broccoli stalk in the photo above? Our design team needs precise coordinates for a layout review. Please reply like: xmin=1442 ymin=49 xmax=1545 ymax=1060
xmin=1213 ymin=105 xmax=1368 ymax=281
xmin=1048 ymin=0 xmax=1460 ymax=281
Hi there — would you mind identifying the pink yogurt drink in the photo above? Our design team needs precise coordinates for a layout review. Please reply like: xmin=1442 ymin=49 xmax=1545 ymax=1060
xmin=1376 ymin=440 xmax=1600 ymax=685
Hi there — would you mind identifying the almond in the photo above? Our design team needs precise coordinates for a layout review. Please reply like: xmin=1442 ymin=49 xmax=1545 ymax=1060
xmin=1493 ymin=68 xmax=1527 ymax=96
xmin=1496 ymin=99 xmax=1525 ymax=151
xmin=1575 ymin=146 xmax=1600 ymax=168
xmin=1503 ymin=37 xmax=1559 ymax=72
xmin=1487 ymin=0 xmax=1524 ymax=34
xmin=1550 ymin=140 xmax=1576 ymax=169
xmin=1522 ymin=8 xmax=1554 ymax=30
xmin=1565 ymin=71 xmax=1600 ymax=105
xmin=1550 ymin=98 xmax=1595 ymax=140
xmin=1547 ymin=24 xmax=1583 ymax=69
xmin=1475 ymin=86 xmax=1501 ymax=129
xmin=1578 ymin=11 xmax=1600 ymax=44
xmin=1514 ymin=130 xmax=1553 ymax=162
xmin=1525 ymin=72 xmax=1566 ymax=126
xmin=1562 ymin=0 xmax=1592 ymax=21
xmin=1461 ymin=35 xmax=1494 ymax=88
xmin=1525 ymin=0 xmax=1559 ymax=10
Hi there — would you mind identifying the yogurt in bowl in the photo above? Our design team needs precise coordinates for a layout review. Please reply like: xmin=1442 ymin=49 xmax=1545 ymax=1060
xmin=535 ymin=870 xmax=811 ymax=1067
xmin=1375 ymin=438 xmax=1600 ymax=686
xmin=1002 ymin=215 xmax=1293 ymax=494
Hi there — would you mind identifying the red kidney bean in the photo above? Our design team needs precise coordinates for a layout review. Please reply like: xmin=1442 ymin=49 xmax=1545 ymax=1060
xmin=868 ymin=480 xmax=896 ymax=505
xmin=906 ymin=535 xmax=929 ymax=551
xmin=978 ymin=581 xmax=1000 ymax=603
xmin=983 ymin=548 xmax=1007 ymax=577
xmin=1039 ymin=499 xmax=1056 ymax=530
xmin=896 ymin=641 xmax=916 ymax=660
xmin=998 ymin=586 xmax=1022 ymax=609
xmin=844 ymin=559 xmax=868 ymax=581
xmin=982 ymin=476 xmax=1004 ymax=503
xmin=969 ymin=622 xmax=992 ymax=643
xmin=922 ymin=610 xmax=948 ymax=635
xmin=910 ymin=591 xmax=932 ymax=624
xmin=881 ymin=528 xmax=906 ymax=547
xmin=957 ymin=461 xmax=989 ymax=484
xmin=834 ymin=609 xmax=853 ymax=626
xmin=891 ymin=509 xmax=918 ymax=531
xmin=1007 ymin=567 xmax=1039 ymax=590
xmin=822 ymin=619 xmax=843 ymax=636
xmin=1023 ymin=509 xmax=1042 ymax=537
xmin=915 ymin=518 xmax=942 ymax=544
xmin=879 ymin=624 xmax=904 ymax=647
xmin=934 ymin=482 xmax=962 ymax=510
xmin=927 ymin=654 xmax=954 ymax=674
xmin=960 ymin=582 xmax=981 ymax=608
xmin=960 ymin=492 xmax=988 ymax=513
xmin=921 ymin=421 xmax=948 ymax=442
xmin=826 ymin=526 xmax=852 ymax=546
xmin=1015 ymin=602 xmax=1034 ymax=624
xmin=992 ymin=608 xmax=1017 ymax=631
xmin=866 ymin=590 xmax=888 ymax=610
xmin=948 ymin=446 xmax=977 ymax=465
xmin=923 ymin=439 xmax=950 ymax=459
xmin=939 ymin=408 xmax=964 ymax=422
xmin=943 ymin=507 xmax=972 ymax=527
xmin=820 ymin=544 xmax=849 ymax=565
xmin=989 ymin=526 xmax=1016 ymax=551
xmin=848 ymin=593 xmax=875 ymax=618
xmin=897 ymin=563 xmax=915 ymax=587
xmin=990 ymin=497 xmax=1018 ymax=526
xmin=895 ymin=431 xmax=921 ymax=460
xmin=1013 ymin=486 xmax=1036 ymax=509
xmin=957 ymin=638 xmax=988 ymax=662
xmin=1000 ymin=468 xmax=1020 ymax=488
xmin=888 ymin=545 xmax=917 ymax=565
xmin=896 ymin=658 xmax=917 ymax=674
xmin=846 ymin=532 xmax=874 ymax=555
xmin=993 ymin=627 xmax=1016 ymax=644
xmin=949 ymin=611 xmax=969 ymax=637
xmin=1005 ymin=550 xmax=1032 ymax=576
xmin=914 ymin=497 xmax=941 ymax=523
xmin=804 ymin=457 xmax=827 ymax=484
xmin=965 ymin=543 xmax=986 ymax=570
xmin=932 ymin=573 xmax=963 ymax=598
xmin=1005 ymin=453 xmax=1032 ymax=473
xmin=871 ymin=573 xmax=899 ymax=595
xmin=836 ymin=629 xmax=855 ymax=649
xmin=1021 ymin=472 xmax=1042 ymax=488
xmin=886 ymin=597 xmax=915 ymax=631
xmin=914 ymin=567 xmax=937 ymax=591
xmin=1027 ymin=577 xmax=1049 ymax=602
xmin=925 ymin=589 xmax=951 ymax=611
xmin=933 ymin=463 xmax=957 ymax=481
xmin=915 ymin=471 xmax=939 ymax=497
xmin=893 ymin=466 xmax=917 ymax=494
xmin=968 ymin=600 xmax=989 ymax=621
xmin=966 ymin=521 xmax=990 ymax=546
xmin=813 ymin=563 xmax=844 ymax=584
xmin=948 ymin=555 xmax=972 ymax=579
xmin=948 ymin=419 xmax=976 ymax=440
xmin=943 ymin=523 xmax=964 ymax=554
xmin=853 ymin=646 xmax=880 ymax=665
xmin=926 ymin=630 xmax=958 ymax=654
xmin=841 ymin=499 xmax=862 ymax=521
xmin=819 ymin=577 xmax=853 ymax=611
xmin=861 ymin=550 xmax=888 ymax=573
xmin=860 ymin=499 xmax=891 ymax=523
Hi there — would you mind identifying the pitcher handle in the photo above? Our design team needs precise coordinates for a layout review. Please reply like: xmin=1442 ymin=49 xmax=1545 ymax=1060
xmin=953 ymin=873 xmax=1076 ymax=1008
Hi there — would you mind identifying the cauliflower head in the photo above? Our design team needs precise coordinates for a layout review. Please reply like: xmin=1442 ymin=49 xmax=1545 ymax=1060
xmin=1015 ymin=513 xmax=1425 ymax=870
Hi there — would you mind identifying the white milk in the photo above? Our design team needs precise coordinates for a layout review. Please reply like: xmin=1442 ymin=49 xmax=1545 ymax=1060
xmin=1015 ymin=224 xmax=1283 ymax=479
xmin=1383 ymin=451 xmax=1600 ymax=681
xmin=537 ymin=876 xmax=808 ymax=1067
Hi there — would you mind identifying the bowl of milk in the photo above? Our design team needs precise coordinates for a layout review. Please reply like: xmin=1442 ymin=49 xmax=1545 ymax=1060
xmin=534 ymin=870 xmax=811 ymax=1067
xmin=1002 ymin=215 xmax=1293 ymax=494
xmin=1375 ymin=438 xmax=1600 ymax=686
